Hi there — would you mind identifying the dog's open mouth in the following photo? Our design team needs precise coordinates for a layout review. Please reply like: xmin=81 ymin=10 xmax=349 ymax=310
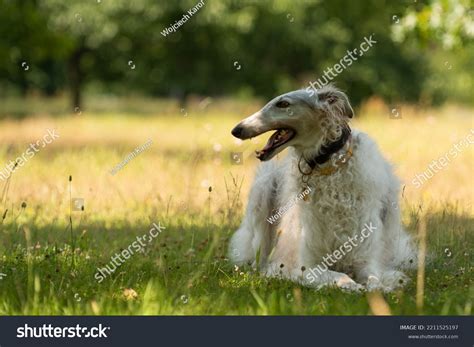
xmin=255 ymin=128 xmax=295 ymax=161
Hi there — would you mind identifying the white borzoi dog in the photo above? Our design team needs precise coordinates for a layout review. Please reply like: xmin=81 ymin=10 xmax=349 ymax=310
xmin=229 ymin=85 xmax=416 ymax=292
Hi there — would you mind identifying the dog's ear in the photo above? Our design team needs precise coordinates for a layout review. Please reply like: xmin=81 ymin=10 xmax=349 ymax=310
xmin=319 ymin=90 xmax=354 ymax=118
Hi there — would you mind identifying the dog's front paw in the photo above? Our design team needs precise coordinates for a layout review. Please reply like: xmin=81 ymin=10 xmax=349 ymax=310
xmin=303 ymin=269 xmax=364 ymax=292
xmin=366 ymin=275 xmax=394 ymax=293
xmin=336 ymin=276 xmax=365 ymax=293
xmin=325 ymin=274 xmax=364 ymax=293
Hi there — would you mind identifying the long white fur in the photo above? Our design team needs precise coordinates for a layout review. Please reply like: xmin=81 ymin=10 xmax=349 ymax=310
xmin=229 ymin=85 xmax=416 ymax=292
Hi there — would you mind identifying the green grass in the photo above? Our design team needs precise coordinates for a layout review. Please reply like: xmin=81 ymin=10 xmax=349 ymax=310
xmin=0 ymin=204 xmax=471 ymax=315
xmin=0 ymin=104 xmax=472 ymax=315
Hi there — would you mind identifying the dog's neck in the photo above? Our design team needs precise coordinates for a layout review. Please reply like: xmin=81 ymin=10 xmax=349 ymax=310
xmin=305 ymin=125 xmax=352 ymax=170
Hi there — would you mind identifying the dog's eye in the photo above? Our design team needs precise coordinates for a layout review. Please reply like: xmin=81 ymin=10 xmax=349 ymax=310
xmin=319 ymin=93 xmax=338 ymax=104
xmin=276 ymin=100 xmax=290 ymax=108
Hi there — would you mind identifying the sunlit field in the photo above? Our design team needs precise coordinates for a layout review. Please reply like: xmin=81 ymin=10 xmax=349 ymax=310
xmin=0 ymin=99 xmax=472 ymax=315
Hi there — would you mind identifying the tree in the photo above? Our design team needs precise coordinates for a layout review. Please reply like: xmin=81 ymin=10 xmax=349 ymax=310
xmin=1 ymin=0 xmax=471 ymax=110
xmin=391 ymin=0 xmax=474 ymax=104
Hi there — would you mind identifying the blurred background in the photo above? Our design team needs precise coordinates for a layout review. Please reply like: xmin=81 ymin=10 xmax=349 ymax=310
xmin=0 ymin=0 xmax=472 ymax=115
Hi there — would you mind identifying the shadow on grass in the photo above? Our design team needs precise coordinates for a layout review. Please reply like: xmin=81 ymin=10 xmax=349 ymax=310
xmin=0 ymin=206 xmax=471 ymax=315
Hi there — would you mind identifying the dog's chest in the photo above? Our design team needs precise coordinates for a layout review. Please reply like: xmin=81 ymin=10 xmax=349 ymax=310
xmin=297 ymin=168 xmax=364 ymax=247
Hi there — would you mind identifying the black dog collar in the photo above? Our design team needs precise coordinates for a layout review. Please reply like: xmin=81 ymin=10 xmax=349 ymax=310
xmin=305 ymin=126 xmax=352 ymax=169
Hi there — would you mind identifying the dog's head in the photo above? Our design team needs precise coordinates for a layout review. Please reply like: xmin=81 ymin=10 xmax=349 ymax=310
xmin=231 ymin=85 xmax=353 ymax=161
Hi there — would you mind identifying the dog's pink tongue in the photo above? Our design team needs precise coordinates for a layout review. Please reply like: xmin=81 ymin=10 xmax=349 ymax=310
xmin=262 ymin=130 xmax=280 ymax=151
xmin=256 ymin=132 xmax=279 ymax=159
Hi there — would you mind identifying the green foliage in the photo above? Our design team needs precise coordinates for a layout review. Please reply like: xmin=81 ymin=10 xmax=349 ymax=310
xmin=393 ymin=0 xmax=474 ymax=105
xmin=0 ymin=0 xmax=472 ymax=107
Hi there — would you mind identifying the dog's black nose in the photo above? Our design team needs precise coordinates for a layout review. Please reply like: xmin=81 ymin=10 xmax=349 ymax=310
xmin=231 ymin=125 xmax=243 ymax=138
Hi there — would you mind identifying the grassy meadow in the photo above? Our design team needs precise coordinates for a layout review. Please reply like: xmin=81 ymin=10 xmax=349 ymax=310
xmin=0 ymin=98 xmax=472 ymax=315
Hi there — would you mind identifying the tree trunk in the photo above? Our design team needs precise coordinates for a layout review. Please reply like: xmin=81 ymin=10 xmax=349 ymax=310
xmin=68 ymin=48 xmax=84 ymax=111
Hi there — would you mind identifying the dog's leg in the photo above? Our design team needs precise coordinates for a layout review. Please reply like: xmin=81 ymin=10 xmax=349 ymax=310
xmin=262 ymin=263 xmax=364 ymax=292
xmin=376 ymin=196 xmax=415 ymax=290
xmin=382 ymin=196 xmax=417 ymax=270
xmin=353 ymin=211 xmax=411 ymax=292
xmin=351 ymin=216 xmax=390 ymax=291
xmin=356 ymin=186 xmax=416 ymax=292
xmin=229 ymin=162 xmax=280 ymax=266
